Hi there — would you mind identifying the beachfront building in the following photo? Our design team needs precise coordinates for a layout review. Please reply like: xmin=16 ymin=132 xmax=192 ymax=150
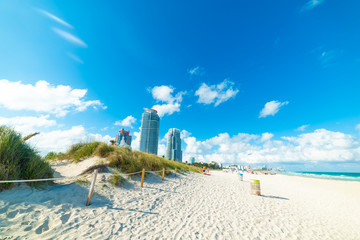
xmin=165 ymin=128 xmax=182 ymax=162
xmin=139 ymin=109 xmax=160 ymax=155
xmin=115 ymin=129 xmax=132 ymax=147
xmin=189 ymin=157 xmax=195 ymax=164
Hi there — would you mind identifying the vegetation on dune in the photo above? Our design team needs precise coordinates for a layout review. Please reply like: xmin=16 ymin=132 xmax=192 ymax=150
xmin=108 ymin=170 xmax=126 ymax=186
xmin=0 ymin=126 xmax=53 ymax=191
xmin=55 ymin=141 xmax=201 ymax=174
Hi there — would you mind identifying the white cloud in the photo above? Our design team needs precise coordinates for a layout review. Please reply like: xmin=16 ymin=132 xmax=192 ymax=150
xmin=53 ymin=28 xmax=87 ymax=47
xmin=158 ymin=143 xmax=167 ymax=157
xmin=182 ymin=129 xmax=360 ymax=165
xmin=38 ymin=9 xmax=73 ymax=28
xmin=301 ymin=0 xmax=325 ymax=12
xmin=149 ymin=85 xmax=185 ymax=117
xmin=114 ymin=116 xmax=137 ymax=128
xmin=0 ymin=115 xmax=56 ymax=134
xmin=181 ymin=130 xmax=191 ymax=139
xmin=260 ymin=132 xmax=274 ymax=142
xmin=27 ymin=125 xmax=112 ymax=155
xmin=130 ymin=131 xmax=141 ymax=151
xmin=0 ymin=79 xmax=106 ymax=117
xmin=188 ymin=66 xmax=205 ymax=76
xmin=150 ymin=85 xmax=184 ymax=103
xmin=152 ymin=102 xmax=181 ymax=118
xmin=195 ymin=80 xmax=239 ymax=106
xmin=356 ymin=124 xmax=360 ymax=133
xmin=297 ymin=124 xmax=310 ymax=131
xmin=259 ymin=100 xmax=289 ymax=118
xmin=67 ymin=52 xmax=83 ymax=64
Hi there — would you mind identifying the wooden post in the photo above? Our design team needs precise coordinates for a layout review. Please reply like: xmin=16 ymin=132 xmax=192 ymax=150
xmin=140 ymin=168 xmax=145 ymax=187
xmin=86 ymin=169 xmax=98 ymax=206
xmin=183 ymin=169 xmax=184 ymax=174
xmin=162 ymin=168 xmax=165 ymax=181
xmin=189 ymin=168 xmax=190 ymax=174
xmin=175 ymin=168 xmax=177 ymax=177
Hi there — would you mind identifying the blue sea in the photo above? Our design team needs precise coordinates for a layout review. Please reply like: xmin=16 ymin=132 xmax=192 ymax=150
xmin=281 ymin=171 xmax=360 ymax=182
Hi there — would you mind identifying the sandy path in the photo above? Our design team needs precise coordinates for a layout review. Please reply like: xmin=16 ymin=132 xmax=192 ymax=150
xmin=1 ymin=171 xmax=360 ymax=239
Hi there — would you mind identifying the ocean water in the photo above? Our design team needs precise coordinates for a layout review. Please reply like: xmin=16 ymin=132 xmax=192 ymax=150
xmin=281 ymin=171 xmax=360 ymax=182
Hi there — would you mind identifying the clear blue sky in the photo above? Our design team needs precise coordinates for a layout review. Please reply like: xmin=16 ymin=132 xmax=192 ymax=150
xmin=1 ymin=0 xmax=360 ymax=172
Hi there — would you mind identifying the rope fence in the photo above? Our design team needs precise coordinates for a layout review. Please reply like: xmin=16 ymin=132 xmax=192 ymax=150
xmin=0 ymin=167 xmax=196 ymax=206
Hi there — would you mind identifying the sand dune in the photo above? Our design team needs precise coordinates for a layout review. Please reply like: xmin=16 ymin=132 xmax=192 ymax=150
xmin=1 ymin=169 xmax=360 ymax=239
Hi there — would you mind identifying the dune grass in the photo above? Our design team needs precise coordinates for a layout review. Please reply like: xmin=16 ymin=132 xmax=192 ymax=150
xmin=0 ymin=126 xmax=53 ymax=190
xmin=58 ymin=141 xmax=201 ymax=174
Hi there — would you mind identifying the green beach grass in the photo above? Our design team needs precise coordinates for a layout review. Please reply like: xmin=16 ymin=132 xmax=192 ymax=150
xmin=0 ymin=126 xmax=53 ymax=191
xmin=50 ymin=141 xmax=201 ymax=174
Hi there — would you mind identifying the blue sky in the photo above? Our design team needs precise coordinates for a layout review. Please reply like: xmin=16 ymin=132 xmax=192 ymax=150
xmin=1 ymin=0 xmax=360 ymax=171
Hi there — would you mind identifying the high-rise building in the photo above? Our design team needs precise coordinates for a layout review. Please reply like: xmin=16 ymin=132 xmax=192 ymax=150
xmin=166 ymin=128 xmax=182 ymax=162
xmin=139 ymin=109 xmax=160 ymax=155
xmin=189 ymin=157 xmax=195 ymax=164
xmin=115 ymin=129 xmax=132 ymax=147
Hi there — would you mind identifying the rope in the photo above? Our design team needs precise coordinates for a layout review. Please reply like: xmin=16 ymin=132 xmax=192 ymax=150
xmin=0 ymin=168 xmax=196 ymax=184
xmin=0 ymin=174 xmax=91 ymax=184
xmin=121 ymin=171 xmax=144 ymax=176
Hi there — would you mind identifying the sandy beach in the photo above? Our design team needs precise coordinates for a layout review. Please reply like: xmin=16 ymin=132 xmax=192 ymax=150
xmin=1 ymin=166 xmax=360 ymax=240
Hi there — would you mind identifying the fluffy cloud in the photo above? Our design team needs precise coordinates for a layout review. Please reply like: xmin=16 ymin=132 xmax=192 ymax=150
xmin=149 ymin=85 xmax=185 ymax=117
xmin=130 ymin=131 xmax=141 ymax=151
xmin=297 ymin=124 xmax=310 ymax=131
xmin=181 ymin=130 xmax=191 ymax=139
xmin=182 ymin=129 xmax=360 ymax=165
xmin=151 ymin=102 xmax=181 ymax=117
xmin=0 ymin=115 xmax=56 ymax=134
xmin=259 ymin=100 xmax=288 ymax=118
xmin=114 ymin=115 xmax=137 ymax=128
xmin=260 ymin=132 xmax=274 ymax=142
xmin=0 ymin=79 xmax=106 ymax=117
xmin=27 ymin=126 xmax=112 ymax=154
xmin=301 ymin=0 xmax=325 ymax=12
xmin=195 ymin=80 xmax=239 ymax=106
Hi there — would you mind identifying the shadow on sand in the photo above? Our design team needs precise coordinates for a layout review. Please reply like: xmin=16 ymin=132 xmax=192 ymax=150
xmin=261 ymin=195 xmax=289 ymax=200
xmin=105 ymin=205 xmax=159 ymax=215
xmin=145 ymin=186 xmax=179 ymax=194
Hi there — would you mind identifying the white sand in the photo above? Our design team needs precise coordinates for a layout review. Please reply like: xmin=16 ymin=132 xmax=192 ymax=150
xmin=1 ymin=165 xmax=360 ymax=239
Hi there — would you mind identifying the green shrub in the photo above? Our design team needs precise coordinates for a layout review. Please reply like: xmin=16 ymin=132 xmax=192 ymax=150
xmin=108 ymin=174 xmax=126 ymax=186
xmin=44 ymin=152 xmax=59 ymax=161
xmin=0 ymin=126 xmax=53 ymax=190
xmin=94 ymin=143 xmax=116 ymax=157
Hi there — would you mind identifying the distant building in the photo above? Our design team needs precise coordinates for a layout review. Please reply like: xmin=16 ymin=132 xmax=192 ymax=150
xmin=115 ymin=129 xmax=132 ymax=147
xmin=166 ymin=128 xmax=182 ymax=162
xmin=189 ymin=157 xmax=195 ymax=164
xmin=139 ymin=109 xmax=160 ymax=155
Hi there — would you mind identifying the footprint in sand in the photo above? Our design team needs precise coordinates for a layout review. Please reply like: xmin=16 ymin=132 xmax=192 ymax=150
xmin=24 ymin=226 xmax=33 ymax=231
xmin=6 ymin=210 xmax=19 ymax=218
xmin=35 ymin=219 xmax=49 ymax=234
xmin=60 ymin=213 xmax=71 ymax=224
